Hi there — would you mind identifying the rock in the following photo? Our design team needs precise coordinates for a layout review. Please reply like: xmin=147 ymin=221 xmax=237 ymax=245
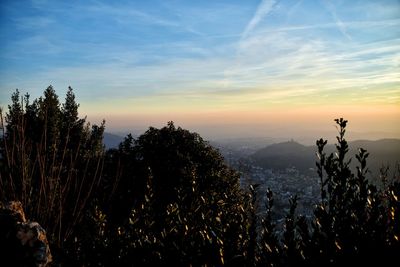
xmin=0 ymin=201 xmax=52 ymax=266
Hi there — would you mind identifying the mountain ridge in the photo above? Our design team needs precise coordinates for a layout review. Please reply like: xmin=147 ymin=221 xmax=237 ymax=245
xmin=251 ymin=139 xmax=400 ymax=177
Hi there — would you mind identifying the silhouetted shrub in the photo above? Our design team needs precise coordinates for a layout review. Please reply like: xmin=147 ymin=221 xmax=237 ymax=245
xmin=1 ymin=87 xmax=399 ymax=266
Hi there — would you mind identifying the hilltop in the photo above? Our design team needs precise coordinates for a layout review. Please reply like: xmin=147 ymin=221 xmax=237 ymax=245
xmin=251 ymin=139 xmax=400 ymax=178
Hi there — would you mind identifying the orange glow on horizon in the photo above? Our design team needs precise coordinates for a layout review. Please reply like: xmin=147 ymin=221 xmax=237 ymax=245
xmin=84 ymin=103 xmax=400 ymax=140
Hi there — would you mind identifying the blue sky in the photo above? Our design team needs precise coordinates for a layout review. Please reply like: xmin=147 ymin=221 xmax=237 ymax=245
xmin=0 ymin=0 xmax=399 ymax=139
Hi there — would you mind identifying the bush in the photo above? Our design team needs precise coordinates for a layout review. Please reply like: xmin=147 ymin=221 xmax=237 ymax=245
xmin=1 ymin=87 xmax=399 ymax=266
xmin=92 ymin=122 xmax=248 ymax=266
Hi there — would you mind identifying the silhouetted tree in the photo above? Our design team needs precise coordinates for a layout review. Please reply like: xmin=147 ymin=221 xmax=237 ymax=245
xmin=96 ymin=122 xmax=247 ymax=266
xmin=2 ymin=85 xmax=400 ymax=267
xmin=0 ymin=86 xmax=105 ymax=256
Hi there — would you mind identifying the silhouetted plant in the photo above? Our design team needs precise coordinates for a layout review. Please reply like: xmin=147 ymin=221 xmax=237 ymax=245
xmin=2 ymin=86 xmax=400 ymax=267
xmin=282 ymin=195 xmax=302 ymax=266
xmin=311 ymin=118 xmax=400 ymax=266
xmin=85 ymin=121 xmax=247 ymax=266
xmin=0 ymin=87 xmax=105 ymax=253
xmin=246 ymin=184 xmax=259 ymax=266
xmin=259 ymin=188 xmax=280 ymax=266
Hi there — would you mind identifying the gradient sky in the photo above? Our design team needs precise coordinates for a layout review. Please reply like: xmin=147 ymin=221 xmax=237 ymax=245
xmin=0 ymin=0 xmax=399 ymax=140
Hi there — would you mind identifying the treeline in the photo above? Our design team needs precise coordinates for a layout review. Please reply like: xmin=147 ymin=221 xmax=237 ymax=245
xmin=0 ymin=87 xmax=399 ymax=266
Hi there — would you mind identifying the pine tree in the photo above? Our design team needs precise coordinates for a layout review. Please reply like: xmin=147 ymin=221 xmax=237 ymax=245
xmin=0 ymin=86 xmax=105 ymax=252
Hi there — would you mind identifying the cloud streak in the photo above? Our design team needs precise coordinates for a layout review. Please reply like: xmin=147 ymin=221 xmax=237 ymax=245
xmin=1 ymin=0 xmax=399 ymax=137
xmin=2 ymin=32 xmax=397 ymax=108
xmin=323 ymin=0 xmax=352 ymax=40
xmin=88 ymin=1 xmax=179 ymax=28
xmin=241 ymin=0 xmax=276 ymax=39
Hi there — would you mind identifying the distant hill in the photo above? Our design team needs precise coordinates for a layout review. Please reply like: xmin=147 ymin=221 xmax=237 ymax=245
xmin=347 ymin=139 xmax=400 ymax=178
xmin=251 ymin=139 xmax=400 ymax=178
xmin=251 ymin=140 xmax=315 ymax=174
xmin=103 ymin=132 xmax=124 ymax=149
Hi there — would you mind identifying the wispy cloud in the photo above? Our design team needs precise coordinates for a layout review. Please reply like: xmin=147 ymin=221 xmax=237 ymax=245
xmin=1 ymin=0 xmax=399 ymax=135
xmin=323 ymin=0 xmax=352 ymax=40
xmin=13 ymin=16 xmax=54 ymax=30
xmin=241 ymin=0 xmax=276 ymax=39
xmin=88 ymin=1 xmax=179 ymax=28
xmin=261 ymin=18 xmax=400 ymax=33
xmin=5 ymin=31 xmax=397 ymax=106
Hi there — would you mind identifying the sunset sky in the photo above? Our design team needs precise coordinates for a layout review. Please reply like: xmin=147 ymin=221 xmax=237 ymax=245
xmin=1 ymin=0 xmax=399 ymax=140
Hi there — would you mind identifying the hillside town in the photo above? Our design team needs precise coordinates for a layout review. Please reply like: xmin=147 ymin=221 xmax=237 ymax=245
xmin=219 ymin=144 xmax=321 ymax=224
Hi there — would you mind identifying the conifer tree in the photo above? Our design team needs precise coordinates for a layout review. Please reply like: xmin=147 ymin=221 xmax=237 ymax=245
xmin=0 ymin=86 xmax=105 ymax=251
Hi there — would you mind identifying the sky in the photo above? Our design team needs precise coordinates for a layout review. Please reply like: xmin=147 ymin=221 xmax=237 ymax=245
xmin=0 ymin=0 xmax=399 ymax=141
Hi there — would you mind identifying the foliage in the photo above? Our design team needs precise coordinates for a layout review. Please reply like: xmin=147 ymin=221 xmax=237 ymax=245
xmin=311 ymin=118 xmax=400 ymax=266
xmin=0 ymin=87 xmax=105 ymax=252
xmin=94 ymin=121 xmax=248 ymax=266
xmin=1 ymin=87 xmax=399 ymax=266
xmin=259 ymin=188 xmax=280 ymax=266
